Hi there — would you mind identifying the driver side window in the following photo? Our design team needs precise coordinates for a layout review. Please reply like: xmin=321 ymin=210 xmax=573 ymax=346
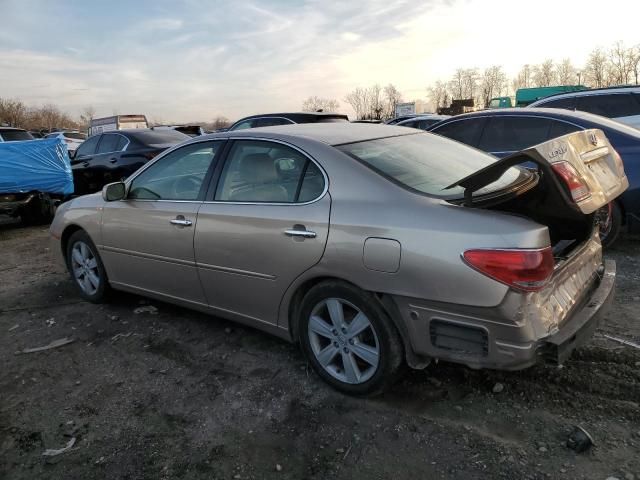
xmin=128 ymin=141 xmax=221 ymax=201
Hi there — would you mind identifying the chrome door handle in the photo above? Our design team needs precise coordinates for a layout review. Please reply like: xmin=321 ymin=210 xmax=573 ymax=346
xmin=285 ymin=229 xmax=316 ymax=238
xmin=170 ymin=219 xmax=193 ymax=226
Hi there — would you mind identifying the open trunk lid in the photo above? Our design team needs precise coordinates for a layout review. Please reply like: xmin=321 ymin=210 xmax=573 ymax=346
xmin=446 ymin=129 xmax=628 ymax=213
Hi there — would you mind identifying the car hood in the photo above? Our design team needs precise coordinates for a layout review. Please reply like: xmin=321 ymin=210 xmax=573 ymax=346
xmin=446 ymin=129 xmax=628 ymax=214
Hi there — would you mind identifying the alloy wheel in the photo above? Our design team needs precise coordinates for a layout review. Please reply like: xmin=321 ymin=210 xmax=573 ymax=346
xmin=70 ymin=241 xmax=100 ymax=296
xmin=307 ymin=298 xmax=380 ymax=384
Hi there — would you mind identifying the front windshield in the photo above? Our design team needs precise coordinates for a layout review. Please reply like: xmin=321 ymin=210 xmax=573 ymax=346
xmin=337 ymin=132 xmax=524 ymax=198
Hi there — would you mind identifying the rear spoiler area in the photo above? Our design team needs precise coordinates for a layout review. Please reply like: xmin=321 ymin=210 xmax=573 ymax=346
xmin=446 ymin=129 xmax=628 ymax=213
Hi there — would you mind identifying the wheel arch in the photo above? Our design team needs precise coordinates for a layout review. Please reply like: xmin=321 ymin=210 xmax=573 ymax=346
xmin=285 ymin=275 xmax=429 ymax=370
xmin=60 ymin=224 xmax=85 ymax=261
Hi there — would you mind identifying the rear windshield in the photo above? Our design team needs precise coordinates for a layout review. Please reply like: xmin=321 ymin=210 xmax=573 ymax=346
xmin=129 ymin=130 xmax=190 ymax=145
xmin=337 ymin=133 xmax=524 ymax=199
xmin=316 ymin=117 xmax=348 ymax=123
xmin=64 ymin=132 xmax=87 ymax=140
xmin=0 ymin=130 xmax=34 ymax=141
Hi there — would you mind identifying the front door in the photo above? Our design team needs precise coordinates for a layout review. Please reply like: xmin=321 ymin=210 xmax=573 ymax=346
xmin=100 ymin=140 xmax=224 ymax=305
xmin=194 ymin=139 xmax=330 ymax=325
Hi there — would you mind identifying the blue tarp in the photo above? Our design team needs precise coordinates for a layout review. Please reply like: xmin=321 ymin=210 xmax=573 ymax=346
xmin=0 ymin=138 xmax=74 ymax=195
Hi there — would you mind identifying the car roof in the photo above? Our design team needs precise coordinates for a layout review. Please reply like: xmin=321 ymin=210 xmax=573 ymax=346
xmin=199 ymin=122 xmax=415 ymax=146
xmin=0 ymin=127 xmax=27 ymax=132
xmin=397 ymin=114 xmax=451 ymax=124
xmin=429 ymin=107 xmax=640 ymax=137
xmin=231 ymin=112 xmax=349 ymax=125
xmin=530 ymin=85 xmax=640 ymax=105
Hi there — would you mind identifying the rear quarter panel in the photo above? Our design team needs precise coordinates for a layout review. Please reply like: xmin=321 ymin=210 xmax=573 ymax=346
xmin=274 ymin=140 xmax=551 ymax=328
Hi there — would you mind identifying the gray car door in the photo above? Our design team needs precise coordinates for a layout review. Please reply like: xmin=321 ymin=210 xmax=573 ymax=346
xmin=100 ymin=140 xmax=224 ymax=305
xmin=194 ymin=139 xmax=330 ymax=326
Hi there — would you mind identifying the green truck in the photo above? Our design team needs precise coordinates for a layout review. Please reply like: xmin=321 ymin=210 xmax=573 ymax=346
xmin=488 ymin=85 xmax=588 ymax=108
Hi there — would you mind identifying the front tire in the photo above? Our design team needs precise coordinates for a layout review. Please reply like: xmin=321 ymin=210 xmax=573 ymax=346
xmin=66 ymin=230 xmax=110 ymax=303
xmin=298 ymin=281 xmax=404 ymax=396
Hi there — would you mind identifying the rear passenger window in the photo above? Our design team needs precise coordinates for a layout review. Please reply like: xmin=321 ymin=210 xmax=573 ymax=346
xmin=215 ymin=140 xmax=324 ymax=203
xmin=538 ymin=97 xmax=577 ymax=110
xmin=255 ymin=118 xmax=293 ymax=128
xmin=115 ymin=135 xmax=128 ymax=151
xmin=576 ymin=94 xmax=640 ymax=118
xmin=549 ymin=121 xmax=582 ymax=138
xmin=431 ymin=119 xmax=485 ymax=147
xmin=479 ymin=117 xmax=551 ymax=152
xmin=97 ymin=134 xmax=120 ymax=154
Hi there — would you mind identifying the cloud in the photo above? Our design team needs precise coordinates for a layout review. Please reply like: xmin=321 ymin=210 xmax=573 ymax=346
xmin=1 ymin=0 xmax=638 ymax=122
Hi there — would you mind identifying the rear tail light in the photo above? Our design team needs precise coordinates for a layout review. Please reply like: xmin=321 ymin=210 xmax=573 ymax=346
xmin=462 ymin=247 xmax=554 ymax=292
xmin=551 ymin=161 xmax=591 ymax=203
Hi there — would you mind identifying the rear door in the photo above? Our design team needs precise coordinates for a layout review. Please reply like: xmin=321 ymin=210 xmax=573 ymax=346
xmin=194 ymin=139 xmax=330 ymax=326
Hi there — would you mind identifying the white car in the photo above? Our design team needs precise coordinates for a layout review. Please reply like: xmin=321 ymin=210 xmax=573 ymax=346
xmin=529 ymin=86 xmax=640 ymax=129
xmin=45 ymin=131 xmax=88 ymax=153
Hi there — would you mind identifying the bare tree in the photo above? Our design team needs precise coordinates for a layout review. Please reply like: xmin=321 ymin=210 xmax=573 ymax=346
xmin=79 ymin=105 xmax=96 ymax=130
xmin=448 ymin=68 xmax=478 ymax=100
xmin=212 ymin=116 xmax=230 ymax=130
xmin=344 ymin=87 xmax=369 ymax=120
xmin=630 ymin=44 xmax=640 ymax=85
xmin=533 ymin=59 xmax=555 ymax=87
xmin=584 ymin=47 xmax=611 ymax=87
xmin=480 ymin=66 xmax=507 ymax=107
xmin=556 ymin=59 xmax=576 ymax=85
xmin=427 ymin=81 xmax=449 ymax=112
xmin=512 ymin=64 xmax=533 ymax=91
xmin=383 ymin=84 xmax=403 ymax=119
xmin=0 ymin=98 xmax=29 ymax=127
xmin=301 ymin=96 xmax=340 ymax=112
xmin=608 ymin=41 xmax=633 ymax=85
xmin=367 ymin=84 xmax=384 ymax=119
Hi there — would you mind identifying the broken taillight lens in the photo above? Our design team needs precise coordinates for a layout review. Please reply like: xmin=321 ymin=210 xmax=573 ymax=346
xmin=551 ymin=161 xmax=591 ymax=203
xmin=463 ymin=247 xmax=554 ymax=292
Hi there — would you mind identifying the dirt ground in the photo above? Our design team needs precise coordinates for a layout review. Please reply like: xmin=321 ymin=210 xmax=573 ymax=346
xmin=1 ymin=220 xmax=639 ymax=480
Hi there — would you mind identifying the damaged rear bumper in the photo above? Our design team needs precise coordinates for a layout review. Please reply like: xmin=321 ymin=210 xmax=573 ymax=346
xmin=392 ymin=258 xmax=616 ymax=371
xmin=540 ymin=259 xmax=615 ymax=364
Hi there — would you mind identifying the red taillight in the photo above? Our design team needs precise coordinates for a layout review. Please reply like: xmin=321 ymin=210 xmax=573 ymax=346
xmin=551 ymin=161 xmax=591 ymax=203
xmin=463 ymin=247 xmax=554 ymax=292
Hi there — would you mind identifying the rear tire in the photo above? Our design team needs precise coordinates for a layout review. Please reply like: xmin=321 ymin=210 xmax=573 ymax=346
xmin=298 ymin=281 xmax=405 ymax=396
xmin=66 ymin=230 xmax=110 ymax=303
xmin=599 ymin=202 xmax=622 ymax=248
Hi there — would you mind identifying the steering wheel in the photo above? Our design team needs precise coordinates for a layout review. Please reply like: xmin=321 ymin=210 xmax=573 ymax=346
xmin=171 ymin=175 xmax=202 ymax=199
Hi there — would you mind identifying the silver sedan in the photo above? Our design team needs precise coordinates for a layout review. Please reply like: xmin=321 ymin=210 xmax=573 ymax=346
xmin=50 ymin=123 xmax=627 ymax=395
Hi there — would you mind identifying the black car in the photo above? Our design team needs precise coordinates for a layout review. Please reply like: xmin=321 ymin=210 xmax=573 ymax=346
xmin=72 ymin=129 xmax=189 ymax=195
xmin=226 ymin=112 xmax=349 ymax=131
xmin=427 ymin=108 xmax=640 ymax=246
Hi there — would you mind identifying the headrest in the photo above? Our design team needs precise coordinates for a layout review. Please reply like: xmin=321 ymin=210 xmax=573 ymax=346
xmin=237 ymin=153 xmax=277 ymax=183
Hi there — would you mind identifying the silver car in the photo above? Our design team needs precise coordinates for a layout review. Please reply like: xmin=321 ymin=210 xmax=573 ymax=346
xmin=50 ymin=124 xmax=627 ymax=395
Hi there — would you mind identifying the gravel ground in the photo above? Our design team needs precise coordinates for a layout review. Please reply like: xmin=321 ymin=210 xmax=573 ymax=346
xmin=1 ymin=220 xmax=639 ymax=480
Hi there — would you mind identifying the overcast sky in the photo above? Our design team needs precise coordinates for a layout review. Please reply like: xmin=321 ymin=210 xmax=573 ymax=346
xmin=0 ymin=0 xmax=638 ymax=122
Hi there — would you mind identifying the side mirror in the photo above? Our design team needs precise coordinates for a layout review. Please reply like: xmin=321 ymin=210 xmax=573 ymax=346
xmin=102 ymin=182 xmax=126 ymax=202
